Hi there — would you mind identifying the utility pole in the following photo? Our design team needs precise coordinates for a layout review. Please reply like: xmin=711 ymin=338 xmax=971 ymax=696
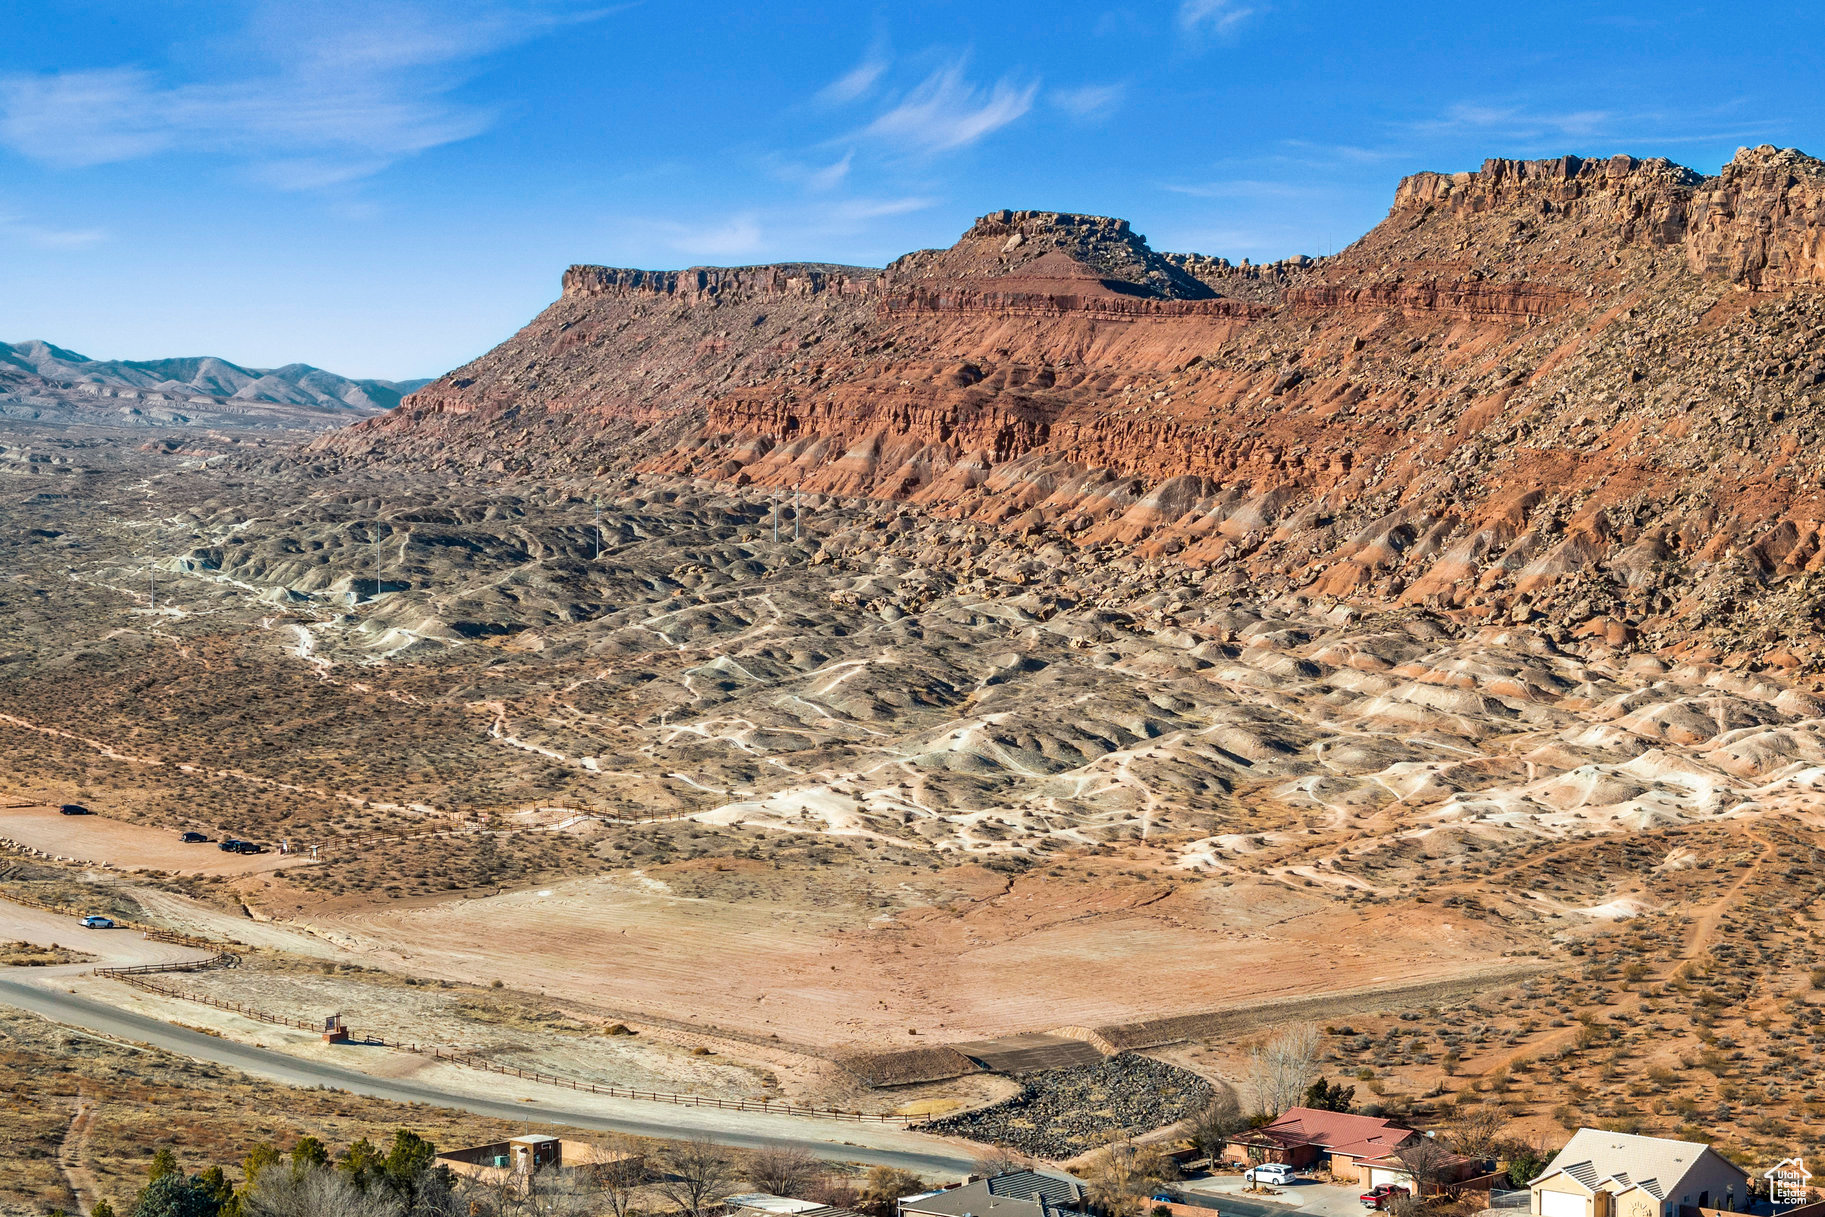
xmin=594 ymin=505 xmax=602 ymax=561
xmin=772 ymin=491 xmax=779 ymax=543
xmin=149 ymin=567 xmax=155 ymax=613
xmin=794 ymin=486 xmax=801 ymax=542
xmin=374 ymin=521 xmax=382 ymax=601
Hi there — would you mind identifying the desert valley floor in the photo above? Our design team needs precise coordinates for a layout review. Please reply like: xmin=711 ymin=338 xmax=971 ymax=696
xmin=4 ymin=424 xmax=1824 ymax=1187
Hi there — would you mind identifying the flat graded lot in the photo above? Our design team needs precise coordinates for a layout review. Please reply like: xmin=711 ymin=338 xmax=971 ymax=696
xmin=300 ymin=867 xmax=1525 ymax=1050
xmin=0 ymin=805 xmax=308 ymax=876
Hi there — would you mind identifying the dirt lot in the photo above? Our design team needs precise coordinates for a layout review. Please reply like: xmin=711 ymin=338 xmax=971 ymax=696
xmin=296 ymin=864 xmax=1525 ymax=1051
xmin=0 ymin=805 xmax=309 ymax=877
xmin=0 ymin=897 xmax=207 ymax=970
xmin=173 ymin=958 xmax=780 ymax=1097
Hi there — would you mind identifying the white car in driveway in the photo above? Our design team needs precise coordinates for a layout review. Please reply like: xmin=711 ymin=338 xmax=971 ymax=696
xmin=79 ymin=915 xmax=115 ymax=929
xmin=1246 ymin=1163 xmax=1299 ymax=1186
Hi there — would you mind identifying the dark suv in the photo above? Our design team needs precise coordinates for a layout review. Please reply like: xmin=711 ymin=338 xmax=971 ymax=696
xmin=180 ymin=831 xmax=207 ymax=843
xmin=60 ymin=804 xmax=92 ymax=815
xmin=218 ymin=838 xmax=243 ymax=852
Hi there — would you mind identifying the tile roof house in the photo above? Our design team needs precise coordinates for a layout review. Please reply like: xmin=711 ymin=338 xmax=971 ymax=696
xmin=898 ymin=1170 xmax=1089 ymax=1217
xmin=1531 ymin=1129 xmax=1749 ymax=1217
xmin=1225 ymin=1107 xmax=1421 ymax=1180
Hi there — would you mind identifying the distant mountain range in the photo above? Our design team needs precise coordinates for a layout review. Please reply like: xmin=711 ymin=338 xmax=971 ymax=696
xmin=0 ymin=339 xmax=430 ymax=430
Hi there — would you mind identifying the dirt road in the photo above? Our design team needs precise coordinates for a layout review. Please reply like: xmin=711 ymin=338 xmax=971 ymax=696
xmin=0 ymin=898 xmax=209 ymax=971
xmin=0 ymin=978 xmax=980 ymax=1175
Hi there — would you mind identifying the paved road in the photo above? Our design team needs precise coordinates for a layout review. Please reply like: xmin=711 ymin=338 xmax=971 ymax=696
xmin=0 ymin=977 xmax=978 ymax=1176
xmin=1169 ymin=1195 xmax=1292 ymax=1217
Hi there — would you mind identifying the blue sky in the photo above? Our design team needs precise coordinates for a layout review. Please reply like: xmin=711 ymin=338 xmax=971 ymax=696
xmin=2 ymin=1 xmax=1820 ymax=379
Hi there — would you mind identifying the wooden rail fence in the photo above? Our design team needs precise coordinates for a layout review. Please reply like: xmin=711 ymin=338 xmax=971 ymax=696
xmin=0 ymin=884 xmax=223 ymax=952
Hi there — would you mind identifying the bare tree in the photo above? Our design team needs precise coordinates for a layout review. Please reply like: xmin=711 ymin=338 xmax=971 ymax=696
xmin=856 ymin=1167 xmax=927 ymax=1217
xmin=1443 ymin=1103 xmax=1509 ymax=1162
xmin=244 ymin=1165 xmax=404 ymax=1217
xmin=1087 ymin=1140 xmax=1177 ymax=1217
xmin=1184 ymin=1089 xmax=1247 ymax=1165
xmin=747 ymin=1146 xmax=822 ymax=1199
xmin=806 ymin=1178 xmax=865 ymax=1214
xmin=653 ymin=1139 xmax=737 ymax=1217
xmin=521 ymin=1166 xmax=602 ymax=1217
xmin=1245 ymin=1026 xmax=1320 ymax=1116
xmin=1394 ymin=1137 xmax=1462 ymax=1199
xmin=972 ymin=1149 xmax=1033 ymax=1179
xmin=579 ymin=1135 xmax=647 ymax=1217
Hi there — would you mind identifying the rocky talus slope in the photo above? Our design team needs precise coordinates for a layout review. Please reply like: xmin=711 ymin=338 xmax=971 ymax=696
xmin=316 ymin=146 xmax=1825 ymax=664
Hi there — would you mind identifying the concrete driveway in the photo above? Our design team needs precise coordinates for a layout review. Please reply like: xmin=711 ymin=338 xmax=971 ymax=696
xmin=1176 ymin=1176 xmax=1368 ymax=1217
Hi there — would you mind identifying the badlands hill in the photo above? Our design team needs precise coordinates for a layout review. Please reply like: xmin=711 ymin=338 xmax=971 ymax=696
xmin=0 ymin=339 xmax=427 ymax=430
xmin=318 ymin=146 xmax=1825 ymax=663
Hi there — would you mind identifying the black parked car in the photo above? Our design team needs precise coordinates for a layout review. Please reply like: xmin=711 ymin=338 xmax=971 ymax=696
xmin=218 ymin=838 xmax=243 ymax=852
xmin=180 ymin=831 xmax=208 ymax=843
xmin=233 ymin=841 xmax=264 ymax=854
xmin=60 ymin=804 xmax=92 ymax=815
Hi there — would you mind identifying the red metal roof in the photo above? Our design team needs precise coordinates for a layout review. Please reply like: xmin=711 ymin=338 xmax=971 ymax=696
xmin=1248 ymin=1107 xmax=1420 ymax=1160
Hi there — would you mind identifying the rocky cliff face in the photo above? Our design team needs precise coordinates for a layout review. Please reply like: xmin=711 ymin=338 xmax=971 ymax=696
xmin=1686 ymin=145 xmax=1825 ymax=287
xmin=316 ymin=145 xmax=1825 ymax=665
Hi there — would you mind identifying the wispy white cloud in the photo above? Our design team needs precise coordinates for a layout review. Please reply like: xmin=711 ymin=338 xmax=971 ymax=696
xmin=645 ymin=215 xmax=767 ymax=261
xmin=858 ymin=61 xmax=1037 ymax=154
xmin=1161 ymin=178 xmax=1325 ymax=200
xmin=1407 ymin=103 xmax=1618 ymax=141
xmin=0 ymin=1 xmax=611 ymax=189
xmin=826 ymin=196 xmax=937 ymax=222
xmin=807 ymin=151 xmax=854 ymax=191
xmin=1093 ymin=9 xmax=1149 ymax=38
xmin=0 ymin=206 xmax=106 ymax=249
xmin=1176 ymin=0 xmax=1257 ymax=39
xmin=818 ymin=47 xmax=890 ymax=106
xmin=1396 ymin=100 xmax=1774 ymax=152
xmin=612 ymin=195 xmax=936 ymax=269
xmin=1052 ymin=83 xmax=1125 ymax=121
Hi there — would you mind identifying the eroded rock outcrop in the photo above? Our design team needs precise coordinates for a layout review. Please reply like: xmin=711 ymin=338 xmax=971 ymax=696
xmin=315 ymin=144 xmax=1825 ymax=664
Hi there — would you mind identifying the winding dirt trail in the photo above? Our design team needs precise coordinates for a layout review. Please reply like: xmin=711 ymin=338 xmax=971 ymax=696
xmin=57 ymin=1096 xmax=100 ymax=1216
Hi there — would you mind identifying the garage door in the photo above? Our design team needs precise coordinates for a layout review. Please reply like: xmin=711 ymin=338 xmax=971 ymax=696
xmin=1369 ymin=1169 xmax=1410 ymax=1190
xmin=1540 ymin=1192 xmax=1588 ymax=1217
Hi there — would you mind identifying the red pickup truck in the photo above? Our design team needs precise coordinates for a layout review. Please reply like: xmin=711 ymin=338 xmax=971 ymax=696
xmin=1360 ymin=1185 xmax=1410 ymax=1210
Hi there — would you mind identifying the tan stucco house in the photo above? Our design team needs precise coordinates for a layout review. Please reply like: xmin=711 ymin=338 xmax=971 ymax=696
xmin=1531 ymin=1129 xmax=1749 ymax=1217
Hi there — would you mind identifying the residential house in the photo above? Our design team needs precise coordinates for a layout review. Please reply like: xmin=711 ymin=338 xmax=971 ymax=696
xmin=1530 ymin=1129 xmax=1750 ymax=1217
xmin=898 ymin=1170 xmax=1089 ymax=1217
xmin=1224 ymin=1108 xmax=1419 ymax=1182
xmin=726 ymin=1194 xmax=862 ymax=1217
